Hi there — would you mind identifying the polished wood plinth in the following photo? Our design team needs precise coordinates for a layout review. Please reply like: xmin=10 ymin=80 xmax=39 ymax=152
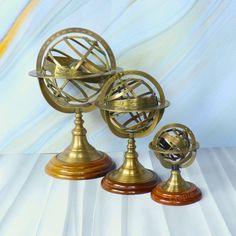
xmin=151 ymin=182 xmax=202 ymax=206
xmin=101 ymin=170 xmax=160 ymax=195
xmin=45 ymin=152 xmax=115 ymax=180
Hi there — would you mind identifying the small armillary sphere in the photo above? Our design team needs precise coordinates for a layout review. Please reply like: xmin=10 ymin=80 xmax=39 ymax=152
xmin=149 ymin=123 xmax=202 ymax=205
xmin=29 ymin=27 xmax=119 ymax=180
xmin=96 ymin=70 xmax=169 ymax=194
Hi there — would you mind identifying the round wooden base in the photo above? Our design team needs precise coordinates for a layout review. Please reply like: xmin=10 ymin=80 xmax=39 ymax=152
xmin=45 ymin=152 xmax=115 ymax=180
xmin=101 ymin=170 xmax=160 ymax=195
xmin=151 ymin=182 xmax=202 ymax=206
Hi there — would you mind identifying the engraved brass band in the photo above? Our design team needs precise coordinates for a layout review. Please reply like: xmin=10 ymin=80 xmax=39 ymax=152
xmin=42 ymin=54 xmax=113 ymax=83
xmin=29 ymin=68 xmax=119 ymax=81
xmin=103 ymin=96 xmax=158 ymax=112
xmin=149 ymin=141 xmax=199 ymax=155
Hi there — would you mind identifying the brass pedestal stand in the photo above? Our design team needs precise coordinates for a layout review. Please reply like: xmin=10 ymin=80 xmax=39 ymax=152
xmin=46 ymin=111 xmax=115 ymax=180
xmin=150 ymin=123 xmax=202 ymax=205
xmin=102 ymin=136 xmax=159 ymax=194
xmin=151 ymin=168 xmax=202 ymax=206
xmin=97 ymin=70 xmax=169 ymax=194
xmin=30 ymin=27 xmax=118 ymax=180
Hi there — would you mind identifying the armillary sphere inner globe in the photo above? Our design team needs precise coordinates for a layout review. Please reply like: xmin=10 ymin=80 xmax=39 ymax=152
xmin=97 ymin=71 xmax=169 ymax=138
xmin=30 ymin=28 xmax=117 ymax=113
xmin=150 ymin=123 xmax=199 ymax=169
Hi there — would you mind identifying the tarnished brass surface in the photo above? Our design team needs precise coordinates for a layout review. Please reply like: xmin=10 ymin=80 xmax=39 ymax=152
xmin=99 ymin=96 xmax=169 ymax=112
xmin=97 ymin=70 xmax=169 ymax=138
xmin=30 ymin=27 xmax=117 ymax=178
xmin=161 ymin=170 xmax=191 ymax=192
xmin=57 ymin=111 xmax=103 ymax=164
xmin=150 ymin=123 xmax=199 ymax=169
xmin=150 ymin=123 xmax=199 ymax=193
xmin=33 ymin=27 xmax=117 ymax=113
xmin=29 ymin=68 xmax=119 ymax=81
xmin=107 ymin=137 xmax=157 ymax=183
xmin=104 ymin=95 xmax=158 ymax=112
xmin=43 ymin=110 xmax=116 ymax=179
xmin=97 ymin=71 xmax=169 ymax=188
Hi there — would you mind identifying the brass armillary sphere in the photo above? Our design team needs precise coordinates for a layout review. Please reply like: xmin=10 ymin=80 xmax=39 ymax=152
xmin=30 ymin=27 xmax=119 ymax=180
xmin=149 ymin=123 xmax=202 ymax=205
xmin=96 ymin=70 xmax=169 ymax=194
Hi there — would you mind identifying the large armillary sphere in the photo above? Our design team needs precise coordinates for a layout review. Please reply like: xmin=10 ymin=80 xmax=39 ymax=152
xmin=30 ymin=28 xmax=118 ymax=180
xmin=97 ymin=70 xmax=170 ymax=194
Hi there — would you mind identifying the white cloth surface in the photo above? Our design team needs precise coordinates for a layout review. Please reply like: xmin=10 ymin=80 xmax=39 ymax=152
xmin=0 ymin=147 xmax=235 ymax=236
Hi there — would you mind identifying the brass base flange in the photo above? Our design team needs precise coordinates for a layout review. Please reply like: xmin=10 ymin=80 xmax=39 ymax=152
xmin=151 ymin=170 xmax=202 ymax=205
xmin=101 ymin=169 xmax=159 ymax=195
xmin=45 ymin=111 xmax=115 ymax=180
xmin=45 ymin=152 xmax=115 ymax=180
xmin=101 ymin=137 xmax=160 ymax=195
xmin=151 ymin=182 xmax=202 ymax=206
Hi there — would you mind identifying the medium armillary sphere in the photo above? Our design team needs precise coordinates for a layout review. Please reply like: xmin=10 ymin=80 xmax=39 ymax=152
xmin=96 ymin=70 xmax=169 ymax=194
xmin=29 ymin=27 xmax=119 ymax=180
xmin=149 ymin=123 xmax=202 ymax=205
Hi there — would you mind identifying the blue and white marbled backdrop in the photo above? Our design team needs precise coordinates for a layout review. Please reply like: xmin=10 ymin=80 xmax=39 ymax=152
xmin=0 ymin=0 xmax=236 ymax=153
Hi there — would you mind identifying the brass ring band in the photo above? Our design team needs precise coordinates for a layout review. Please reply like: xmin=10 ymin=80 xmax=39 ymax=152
xmin=44 ymin=56 xmax=108 ymax=77
xmin=105 ymin=95 xmax=159 ymax=111
xmin=149 ymin=142 xmax=199 ymax=155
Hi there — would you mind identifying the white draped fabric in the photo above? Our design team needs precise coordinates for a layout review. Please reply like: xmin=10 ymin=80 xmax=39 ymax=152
xmin=0 ymin=148 xmax=235 ymax=236
xmin=0 ymin=0 xmax=236 ymax=153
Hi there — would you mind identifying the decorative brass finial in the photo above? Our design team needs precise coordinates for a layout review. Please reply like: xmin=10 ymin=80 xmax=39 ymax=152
xmin=149 ymin=123 xmax=202 ymax=205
